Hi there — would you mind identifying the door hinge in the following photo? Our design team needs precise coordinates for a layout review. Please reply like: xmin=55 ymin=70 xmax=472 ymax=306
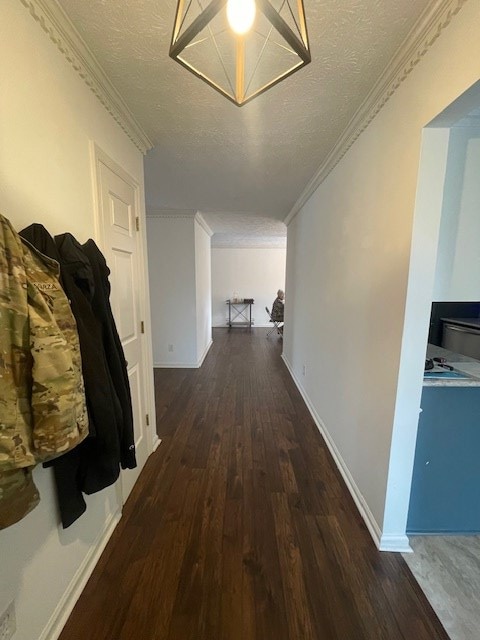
xmin=146 ymin=414 xmax=150 ymax=426
xmin=141 ymin=321 xmax=145 ymax=334
xmin=135 ymin=216 xmax=140 ymax=232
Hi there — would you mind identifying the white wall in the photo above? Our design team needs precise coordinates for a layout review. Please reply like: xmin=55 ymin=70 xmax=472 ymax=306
xmin=433 ymin=127 xmax=480 ymax=300
xmin=195 ymin=220 xmax=213 ymax=363
xmin=211 ymin=247 xmax=286 ymax=327
xmin=0 ymin=1 xmax=150 ymax=638
xmin=382 ymin=127 xmax=451 ymax=547
xmin=147 ymin=216 xmax=197 ymax=366
xmin=283 ymin=0 xmax=480 ymax=550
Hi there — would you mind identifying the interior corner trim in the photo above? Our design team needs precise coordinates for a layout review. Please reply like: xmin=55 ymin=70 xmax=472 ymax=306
xmin=284 ymin=0 xmax=469 ymax=226
xmin=19 ymin=0 xmax=153 ymax=155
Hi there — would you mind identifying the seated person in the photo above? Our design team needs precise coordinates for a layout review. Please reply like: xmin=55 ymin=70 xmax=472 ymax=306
xmin=271 ymin=289 xmax=285 ymax=326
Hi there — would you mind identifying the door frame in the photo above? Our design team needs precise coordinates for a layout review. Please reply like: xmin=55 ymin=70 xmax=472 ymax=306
xmin=90 ymin=142 xmax=159 ymax=505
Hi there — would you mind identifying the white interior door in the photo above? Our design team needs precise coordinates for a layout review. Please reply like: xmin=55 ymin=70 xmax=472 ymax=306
xmin=95 ymin=154 xmax=150 ymax=501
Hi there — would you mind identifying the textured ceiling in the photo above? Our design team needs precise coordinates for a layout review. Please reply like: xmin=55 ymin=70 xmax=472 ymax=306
xmin=203 ymin=212 xmax=286 ymax=248
xmin=57 ymin=0 xmax=432 ymax=228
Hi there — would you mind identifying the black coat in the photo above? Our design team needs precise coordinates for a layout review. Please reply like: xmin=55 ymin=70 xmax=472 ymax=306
xmin=55 ymin=233 xmax=124 ymax=492
xmin=19 ymin=226 xmax=130 ymax=527
xmin=82 ymin=240 xmax=136 ymax=470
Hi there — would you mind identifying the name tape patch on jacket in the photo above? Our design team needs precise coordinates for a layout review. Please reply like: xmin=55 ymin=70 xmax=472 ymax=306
xmin=33 ymin=282 xmax=58 ymax=291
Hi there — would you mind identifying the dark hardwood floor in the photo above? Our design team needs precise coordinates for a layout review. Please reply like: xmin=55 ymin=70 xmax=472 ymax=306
xmin=59 ymin=328 xmax=448 ymax=640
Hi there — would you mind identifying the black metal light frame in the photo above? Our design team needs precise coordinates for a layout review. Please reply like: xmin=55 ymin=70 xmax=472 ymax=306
xmin=170 ymin=0 xmax=311 ymax=107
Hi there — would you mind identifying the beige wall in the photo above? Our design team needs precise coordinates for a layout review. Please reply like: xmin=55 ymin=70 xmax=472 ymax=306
xmin=147 ymin=216 xmax=197 ymax=366
xmin=0 ymin=1 xmax=149 ymax=638
xmin=195 ymin=220 xmax=213 ymax=363
xmin=284 ymin=0 xmax=480 ymax=550
xmin=211 ymin=247 xmax=286 ymax=327
xmin=147 ymin=215 xmax=213 ymax=367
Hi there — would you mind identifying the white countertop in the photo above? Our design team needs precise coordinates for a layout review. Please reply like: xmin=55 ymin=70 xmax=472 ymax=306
xmin=424 ymin=344 xmax=480 ymax=387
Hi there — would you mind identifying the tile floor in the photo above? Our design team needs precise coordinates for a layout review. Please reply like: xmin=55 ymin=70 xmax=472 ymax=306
xmin=404 ymin=536 xmax=480 ymax=640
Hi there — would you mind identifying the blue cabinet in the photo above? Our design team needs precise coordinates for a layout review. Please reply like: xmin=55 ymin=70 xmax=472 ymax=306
xmin=407 ymin=386 xmax=480 ymax=534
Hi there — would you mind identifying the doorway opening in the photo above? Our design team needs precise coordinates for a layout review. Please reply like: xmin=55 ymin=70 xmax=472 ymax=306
xmin=385 ymin=80 xmax=480 ymax=639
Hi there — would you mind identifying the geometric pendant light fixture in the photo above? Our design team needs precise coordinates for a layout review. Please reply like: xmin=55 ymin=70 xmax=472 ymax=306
xmin=170 ymin=0 xmax=311 ymax=107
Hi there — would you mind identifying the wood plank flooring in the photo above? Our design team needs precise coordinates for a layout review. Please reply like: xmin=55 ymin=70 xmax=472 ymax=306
xmin=59 ymin=328 xmax=449 ymax=640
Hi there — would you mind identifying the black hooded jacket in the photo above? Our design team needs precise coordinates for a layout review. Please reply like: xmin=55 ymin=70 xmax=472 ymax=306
xmin=19 ymin=225 xmax=133 ymax=527
xmin=82 ymin=239 xmax=136 ymax=470
xmin=55 ymin=233 xmax=124 ymax=489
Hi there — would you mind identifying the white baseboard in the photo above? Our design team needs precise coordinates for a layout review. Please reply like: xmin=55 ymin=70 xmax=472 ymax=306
xmin=154 ymin=339 xmax=213 ymax=369
xmin=152 ymin=435 xmax=162 ymax=452
xmin=154 ymin=362 xmax=197 ymax=368
xmin=41 ymin=509 xmax=122 ymax=640
xmin=197 ymin=339 xmax=213 ymax=367
xmin=212 ymin=323 xmax=272 ymax=328
xmin=281 ymin=354 xmax=389 ymax=552
xmin=380 ymin=534 xmax=412 ymax=553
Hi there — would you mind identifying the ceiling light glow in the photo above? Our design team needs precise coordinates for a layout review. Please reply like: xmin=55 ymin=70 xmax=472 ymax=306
xmin=226 ymin=0 xmax=256 ymax=35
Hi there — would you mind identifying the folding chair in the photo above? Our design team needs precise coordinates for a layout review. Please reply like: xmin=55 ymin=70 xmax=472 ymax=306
xmin=265 ymin=306 xmax=283 ymax=337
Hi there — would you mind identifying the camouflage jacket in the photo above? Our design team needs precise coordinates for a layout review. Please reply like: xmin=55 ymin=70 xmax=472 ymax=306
xmin=0 ymin=214 xmax=89 ymax=529
xmin=271 ymin=297 xmax=284 ymax=322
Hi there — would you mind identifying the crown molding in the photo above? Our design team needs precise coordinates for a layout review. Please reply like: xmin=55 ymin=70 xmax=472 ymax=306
xmin=146 ymin=208 xmax=197 ymax=219
xmin=19 ymin=0 xmax=153 ymax=154
xmin=195 ymin=213 xmax=213 ymax=237
xmin=284 ymin=0 xmax=468 ymax=226
xmin=146 ymin=211 xmax=213 ymax=236
xmin=212 ymin=244 xmax=287 ymax=249
xmin=212 ymin=240 xmax=287 ymax=249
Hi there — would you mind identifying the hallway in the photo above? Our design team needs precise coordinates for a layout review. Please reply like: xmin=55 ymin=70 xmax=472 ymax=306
xmin=59 ymin=328 xmax=448 ymax=640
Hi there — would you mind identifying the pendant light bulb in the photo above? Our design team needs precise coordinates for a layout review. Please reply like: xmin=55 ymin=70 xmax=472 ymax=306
xmin=227 ymin=0 xmax=256 ymax=35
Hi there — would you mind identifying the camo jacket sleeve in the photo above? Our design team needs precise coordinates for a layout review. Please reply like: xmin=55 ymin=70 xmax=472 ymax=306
xmin=22 ymin=237 xmax=89 ymax=461
xmin=0 ymin=468 xmax=40 ymax=530
xmin=0 ymin=214 xmax=89 ymax=529
xmin=0 ymin=215 xmax=35 ymax=471
xmin=1 ymin=214 xmax=89 ymax=468
xmin=0 ymin=215 xmax=39 ymax=528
